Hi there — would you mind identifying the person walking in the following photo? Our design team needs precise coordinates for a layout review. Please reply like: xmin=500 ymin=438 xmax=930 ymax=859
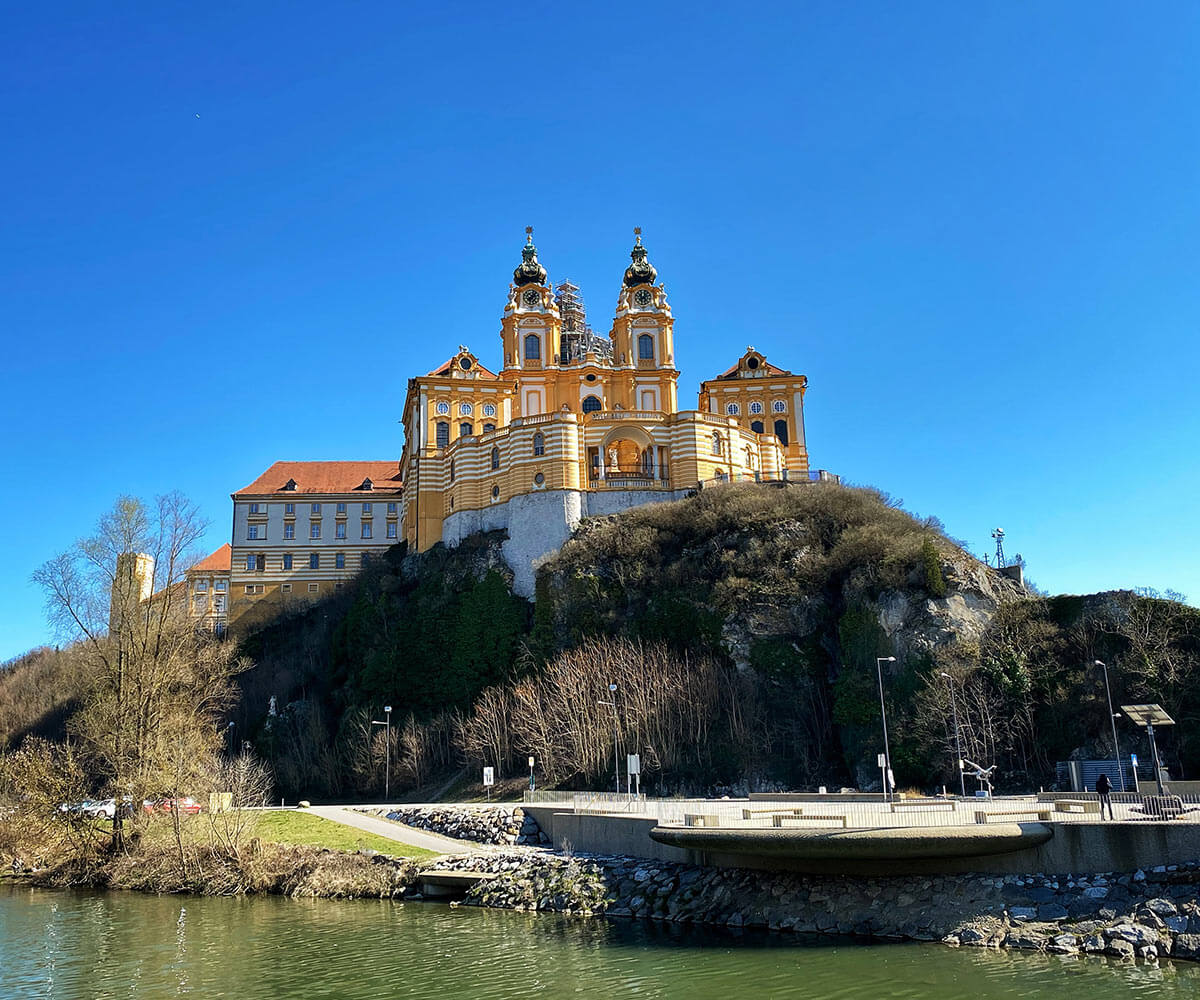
xmin=1096 ymin=772 xmax=1114 ymax=820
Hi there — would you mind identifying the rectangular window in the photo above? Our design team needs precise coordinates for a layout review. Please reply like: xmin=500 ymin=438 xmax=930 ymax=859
xmin=386 ymin=522 xmax=397 ymax=539
xmin=194 ymin=580 xmax=208 ymax=592
xmin=281 ymin=583 xmax=292 ymax=594
xmin=283 ymin=553 xmax=293 ymax=570
xmin=310 ymin=523 xmax=321 ymax=539
xmin=387 ymin=502 xmax=397 ymax=514
xmin=243 ymin=584 xmax=263 ymax=595
xmin=362 ymin=522 xmax=372 ymax=539
xmin=335 ymin=552 xmax=345 ymax=569
xmin=255 ymin=554 xmax=265 ymax=572
xmin=335 ymin=522 xmax=346 ymax=539
xmin=362 ymin=502 xmax=372 ymax=515
xmin=308 ymin=583 xmax=319 ymax=593
xmin=284 ymin=523 xmax=295 ymax=539
xmin=436 ymin=422 xmax=450 ymax=448
xmin=213 ymin=595 xmax=226 ymax=612
xmin=249 ymin=502 xmax=262 ymax=514
xmin=245 ymin=554 xmax=255 ymax=571
xmin=309 ymin=553 xmax=320 ymax=570
xmin=361 ymin=553 xmax=371 ymax=567
xmin=285 ymin=502 xmax=295 ymax=515
xmin=193 ymin=595 xmax=206 ymax=612
xmin=215 ymin=580 xmax=227 ymax=592
xmin=336 ymin=502 xmax=346 ymax=514
xmin=247 ymin=524 xmax=263 ymax=540
xmin=310 ymin=503 xmax=322 ymax=515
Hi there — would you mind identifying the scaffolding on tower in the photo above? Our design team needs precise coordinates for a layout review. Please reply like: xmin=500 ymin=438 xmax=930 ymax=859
xmin=555 ymin=280 xmax=614 ymax=365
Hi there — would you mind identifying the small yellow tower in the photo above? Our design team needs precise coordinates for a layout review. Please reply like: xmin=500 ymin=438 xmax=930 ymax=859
xmin=109 ymin=551 xmax=155 ymax=633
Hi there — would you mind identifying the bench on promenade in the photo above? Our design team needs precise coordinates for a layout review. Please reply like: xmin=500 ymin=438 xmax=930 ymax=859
xmin=974 ymin=807 xmax=1052 ymax=824
xmin=742 ymin=808 xmax=803 ymax=820
xmin=890 ymin=799 xmax=956 ymax=813
xmin=1054 ymin=799 xmax=1101 ymax=814
xmin=1133 ymin=795 xmax=1195 ymax=821
xmin=773 ymin=813 xmax=848 ymax=829
xmin=684 ymin=813 xmax=721 ymax=828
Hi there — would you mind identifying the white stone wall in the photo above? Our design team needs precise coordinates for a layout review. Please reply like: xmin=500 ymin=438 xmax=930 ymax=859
xmin=442 ymin=486 xmax=692 ymax=598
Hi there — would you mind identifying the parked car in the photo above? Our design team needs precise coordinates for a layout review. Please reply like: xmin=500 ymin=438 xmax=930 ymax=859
xmin=146 ymin=797 xmax=202 ymax=816
xmin=83 ymin=798 xmax=135 ymax=820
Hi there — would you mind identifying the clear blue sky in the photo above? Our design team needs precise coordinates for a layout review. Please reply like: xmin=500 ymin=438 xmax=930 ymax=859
xmin=3 ymin=3 xmax=1198 ymax=660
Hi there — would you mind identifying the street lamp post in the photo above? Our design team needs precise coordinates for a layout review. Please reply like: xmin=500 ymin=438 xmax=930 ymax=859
xmin=939 ymin=672 xmax=967 ymax=797
xmin=597 ymin=683 xmax=619 ymax=794
xmin=371 ymin=705 xmax=393 ymax=801
xmin=528 ymin=756 xmax=535 ymax=792
xmin=226 ymin=721 xmax=235 ymax=757
xmin=1095 ymin=661 xmax=1126 ymax=792
xmin=876 ymin=657 xmax=897 ymax=802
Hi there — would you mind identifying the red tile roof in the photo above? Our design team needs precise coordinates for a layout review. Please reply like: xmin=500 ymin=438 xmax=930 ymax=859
xmin=191 ymin=543 xmax=231 ymax=574
xmin=234 ymin=461 xmax=403 ymax=497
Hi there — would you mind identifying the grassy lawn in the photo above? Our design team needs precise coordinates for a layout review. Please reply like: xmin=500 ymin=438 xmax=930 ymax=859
xmin=253 ymin=810 xmax=436 ymax=858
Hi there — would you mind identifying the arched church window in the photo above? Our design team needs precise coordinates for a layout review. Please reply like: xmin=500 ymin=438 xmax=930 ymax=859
xmin=484 ymin=423 xmax=495 ymax=433
xmin=436 ymin=422 xmax=449 ymax=448
xmin=726 ymin=403 xmax=740 ymax=416
xmin=774 ymin=419 xmax=789 ymax=446
xmin=582 ymin=395 xmax=601 ymax=413
xmin=460 ymin=402 xmax=473 ymax=416
xmin=711 ymin=432 xmax=722 ymax=456
xmin=772 ymin=400 xmax=787 ymax=413
xmin=749 ymin=401 xmax=764 ymax=415
xmin=638 ymin=334 xmax=654 ymax=360
xmin=436 ymin=401 xmax=450 ymax=416
xmin=490 ymin=447 xmax=500 ymax=470
xmin=449 ymin=459 xmax=455 ymax=482
xmin=751 ymin=420 xmax=764 ymax=434
xmin=460 ymin=422 xmax=473 ymax=438
xmin=524 ymin=334 xmax=541 ymax=360
xmin=533 ymin=432 xmax=545 ymax=457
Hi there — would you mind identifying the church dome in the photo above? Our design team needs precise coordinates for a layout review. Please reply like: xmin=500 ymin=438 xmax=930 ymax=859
xmin=513 ymin=229 xmax=548 ymax=287
xmin=623 ymin=231 xmax=657 ymax=287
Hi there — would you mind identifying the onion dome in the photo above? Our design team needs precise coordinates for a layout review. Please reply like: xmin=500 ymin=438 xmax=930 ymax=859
xmin=513 ymin=227 xmax=548 ymax=287
xmin=623 ymin=228 xmax=657 ymax=287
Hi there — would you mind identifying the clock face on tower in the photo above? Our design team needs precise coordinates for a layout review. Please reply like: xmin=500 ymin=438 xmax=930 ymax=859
xmin=522 ymin=289 xmax=540 ymax=307
xmin=634 ymin=289 xmax=653 ymax=307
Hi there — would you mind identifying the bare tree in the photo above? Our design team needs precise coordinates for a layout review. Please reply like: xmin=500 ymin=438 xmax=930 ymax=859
xmin=32 ymin=493 xmax=245 ymax=848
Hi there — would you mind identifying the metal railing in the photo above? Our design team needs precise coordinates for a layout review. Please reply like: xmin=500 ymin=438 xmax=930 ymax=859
xmin=522 ymin=790 xmax=1200 ymax=828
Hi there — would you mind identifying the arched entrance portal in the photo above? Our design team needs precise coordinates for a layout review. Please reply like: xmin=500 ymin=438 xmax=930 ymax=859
xmin=589 ymin=425 xmax=669 ymax=486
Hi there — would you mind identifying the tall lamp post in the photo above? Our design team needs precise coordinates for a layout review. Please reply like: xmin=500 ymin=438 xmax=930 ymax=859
xmin=939 ymin=672 xmax=967 ymax=797
xmin=876 ymin=657 xmax=896 ymax=801
xmin=1095 ymin=661 xmax=1126 ymax=791
xmin=597 ymin=683 xmax=619 ymax=794
xmin=371 ymin=705 xmax=393 ymax=801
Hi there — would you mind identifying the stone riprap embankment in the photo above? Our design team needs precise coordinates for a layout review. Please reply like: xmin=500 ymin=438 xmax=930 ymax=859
xmin=412 ymin=850 xmax=1200 ymax=962
xmin=359 ymin=806 xmax=548 ymax=846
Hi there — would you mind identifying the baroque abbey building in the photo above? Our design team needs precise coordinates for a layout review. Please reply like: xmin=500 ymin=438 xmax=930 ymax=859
xmin=219 ymin=231 xmax=830 ymax=628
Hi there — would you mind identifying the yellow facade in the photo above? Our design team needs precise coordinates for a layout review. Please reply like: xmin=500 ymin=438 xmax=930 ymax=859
xmin=400 ymin=232 xmax=819 ymax=555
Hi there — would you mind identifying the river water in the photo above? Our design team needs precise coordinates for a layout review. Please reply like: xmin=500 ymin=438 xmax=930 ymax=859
xmin=3 ymin=885 xmax=1199 ymax=999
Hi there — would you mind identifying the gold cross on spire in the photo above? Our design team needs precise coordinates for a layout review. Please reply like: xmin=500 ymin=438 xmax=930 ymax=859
xmin=525 ymin=225 xmax=533 ymax=243
xmin=633 ymin=226 xmax=642 ymax=245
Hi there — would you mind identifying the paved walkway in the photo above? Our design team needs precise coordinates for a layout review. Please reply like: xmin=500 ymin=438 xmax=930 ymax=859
xmin=308 ymin=806 xmax=480 ymax=855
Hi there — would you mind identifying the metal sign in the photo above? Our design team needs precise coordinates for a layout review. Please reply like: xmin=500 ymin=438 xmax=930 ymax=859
xmin=1131 ymin=753 xmax=1139 ymax=767
xmin=627 ymin=754 xmax=641 ymax=775
xmin=877 ymin=753 xmax=887 ymax=768
xmin=482 ymin=767 xmax=494 ymax=787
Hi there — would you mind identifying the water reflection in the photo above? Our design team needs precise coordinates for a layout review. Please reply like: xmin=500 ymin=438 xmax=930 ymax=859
xmin=2 ymin=885 xmax=1199 ymax=999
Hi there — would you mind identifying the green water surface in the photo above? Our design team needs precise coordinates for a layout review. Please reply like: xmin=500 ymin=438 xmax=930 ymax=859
xmin=1 ymin=884 xmax=1197 ymax=999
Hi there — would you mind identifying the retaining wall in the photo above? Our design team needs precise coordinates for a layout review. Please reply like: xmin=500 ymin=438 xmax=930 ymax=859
xmin=523 ymin=806 xmax=1200 ymax=876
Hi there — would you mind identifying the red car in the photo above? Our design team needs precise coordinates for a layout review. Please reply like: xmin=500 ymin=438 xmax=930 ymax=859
xmin=144 ymin=797 xmax=202 ymax=816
